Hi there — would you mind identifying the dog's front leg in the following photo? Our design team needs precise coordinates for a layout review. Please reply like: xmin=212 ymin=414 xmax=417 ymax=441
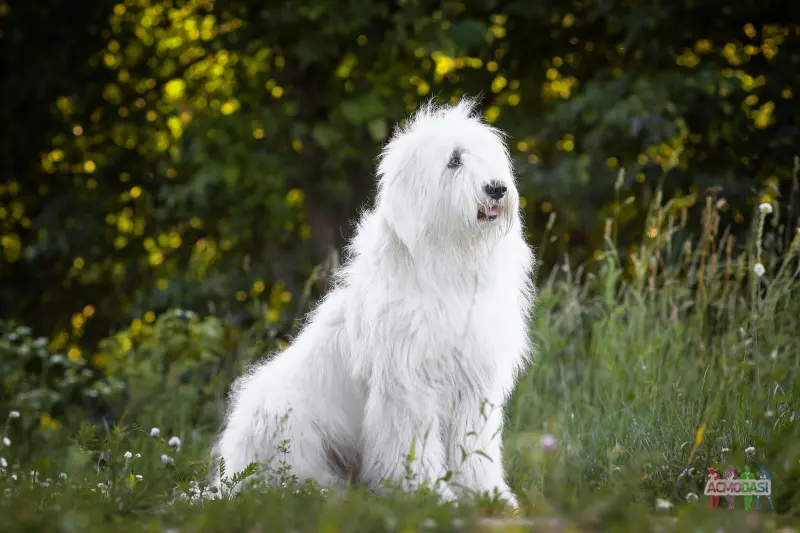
xmin=361 ymin=389 xmax=456 ymax=502
xmin=447 ymin=398 xmax=517 ymax=508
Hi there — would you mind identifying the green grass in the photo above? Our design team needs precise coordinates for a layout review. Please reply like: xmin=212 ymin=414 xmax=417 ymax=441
xmin=1 ymin=195 xmax=800 ymax=532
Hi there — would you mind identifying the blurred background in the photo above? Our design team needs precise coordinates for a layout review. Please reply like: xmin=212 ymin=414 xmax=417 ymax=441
xmin=1 ymin=1 xmax=798 ymax=431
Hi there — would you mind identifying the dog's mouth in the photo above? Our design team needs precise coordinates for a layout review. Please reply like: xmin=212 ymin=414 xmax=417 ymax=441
xmin=478 ymin=205 xmax=501 ymax=221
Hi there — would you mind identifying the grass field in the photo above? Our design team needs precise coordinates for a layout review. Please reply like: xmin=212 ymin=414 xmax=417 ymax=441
xmin=2 ymin=193 xmax=799 ymax=532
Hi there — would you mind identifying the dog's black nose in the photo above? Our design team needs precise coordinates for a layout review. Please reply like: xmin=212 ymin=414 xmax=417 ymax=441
xmin=484 ymin=181 xmax=507 ymax=200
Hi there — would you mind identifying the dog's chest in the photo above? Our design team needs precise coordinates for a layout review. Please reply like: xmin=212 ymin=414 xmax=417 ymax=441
xmin=387 ymin=284 xmax=516 ymax=376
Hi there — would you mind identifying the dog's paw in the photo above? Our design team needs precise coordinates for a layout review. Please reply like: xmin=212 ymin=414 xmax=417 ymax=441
xmin=437 ymin=484 xmax=459 ymax=505
xmin=503 ymin=504 xmax=520 ymax=517
xmin=498 ymin=491 xmax=518 ymax=513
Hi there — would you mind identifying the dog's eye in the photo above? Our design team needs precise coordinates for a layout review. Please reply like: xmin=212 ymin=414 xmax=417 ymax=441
xmin=447 ymin=149 xmax=462 ymax=169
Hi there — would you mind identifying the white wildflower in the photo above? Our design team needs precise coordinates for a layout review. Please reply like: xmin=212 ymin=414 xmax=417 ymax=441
xmin=135 ymin=453 xmax=141 ymax=459
xmin=123 ymin=451 xmax=133 ymax=459
xmin=656 ymin=498 xmax=674 ymax=510
xmin=135 ymin=474 xmax=143 ymax=481
xmin=759 ymin=202 xmax=773 ymax=215
xmin=58 ymin=472 xmax=67 ymax=480
xmin=8 ymin=411 xmax=20 ymax=419
xmin=753 ymin=263 xmax=766 ymax=277
xmin=2 ymin=437 xmax=10 ymax=447
xmin=0 ymin=457 xmax=7 ymax=468
xmin=745 ymin=446 xmax=756 ymax=455
xmin=149 ymin=427 xmax=161 ymax=437
xmin=686 ymin=493 xmax=699 ymax=502
xmin=11 ymin=474 xmax=17 ymax=481
xmin=161 ymin=454 xmax=174 ymax=465
xmin=721 ymin=447 xmax=730 ymax=453
xmin=540 ymin=434 xmax=557 ymax=451
xmin=168 ymin=436 xmax=182 ymax=450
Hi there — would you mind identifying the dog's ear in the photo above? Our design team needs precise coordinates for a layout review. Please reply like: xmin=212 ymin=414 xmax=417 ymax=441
xmin=378 ymin=171 xmax=425 ymax=256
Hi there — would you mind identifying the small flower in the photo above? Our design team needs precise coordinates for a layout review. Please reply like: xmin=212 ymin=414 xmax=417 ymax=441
xmin=8 ymin=411 xmax=20 ymax=419
xmin=686 ymin=492 xmax=699 ymax=502
xmin=656 ymin=498 xmax=674 ymax=510
xmin=149 ymin=427 xmax=161 ymax=437
xmin=2 ymin=437 xmax=10 ymax=447
xmin=161 ymin=454 xmax=174 ymax=465
xmin=135 ymin=453 xmax=141 ymax=459
xmin=753 ymin=263 xmax=766 ymax=277
xmin=721 ymin=447 xmax=730 ymax=453
xmin=123 ymin=451 xmax=133 ymax=459
xmin=759 ymin=202 xmax=773 ymax=215
xmin=0 ymin=457 xmax=7 ymax=468
xmin=11 ymin=474 xmax=17 ymax=481
xmin=58 ymin=472 xmax=67 ymax=480
xmin=168 ymin=436 xmax=182 ymax=448
xmin=540 ymin=434 xmax=557 ymax=451
xmin=135 ymin=474 xmax=143 ymax=480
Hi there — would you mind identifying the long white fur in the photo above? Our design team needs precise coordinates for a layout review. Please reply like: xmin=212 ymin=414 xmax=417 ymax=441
xmin=211 ymin=97 xmax=535 ymax=506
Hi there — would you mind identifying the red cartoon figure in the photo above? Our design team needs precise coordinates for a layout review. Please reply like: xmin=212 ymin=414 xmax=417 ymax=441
xmin=707 ymin=466 xmax=720 ymax=510
xmin=724 ymin=465 xmax=736 ymax=509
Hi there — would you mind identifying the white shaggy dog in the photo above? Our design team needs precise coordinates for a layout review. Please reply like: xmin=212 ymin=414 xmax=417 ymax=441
xmin=212 ymin=98 xmax=535 ymax=507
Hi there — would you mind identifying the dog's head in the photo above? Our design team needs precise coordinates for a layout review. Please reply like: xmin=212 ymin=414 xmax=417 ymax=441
xmin=376 ymin=97 xmax=520 ymax=254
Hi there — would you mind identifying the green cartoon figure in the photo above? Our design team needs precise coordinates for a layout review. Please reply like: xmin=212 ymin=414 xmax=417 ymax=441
xmin=742 ymin=465 xmax=756 ymax=510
